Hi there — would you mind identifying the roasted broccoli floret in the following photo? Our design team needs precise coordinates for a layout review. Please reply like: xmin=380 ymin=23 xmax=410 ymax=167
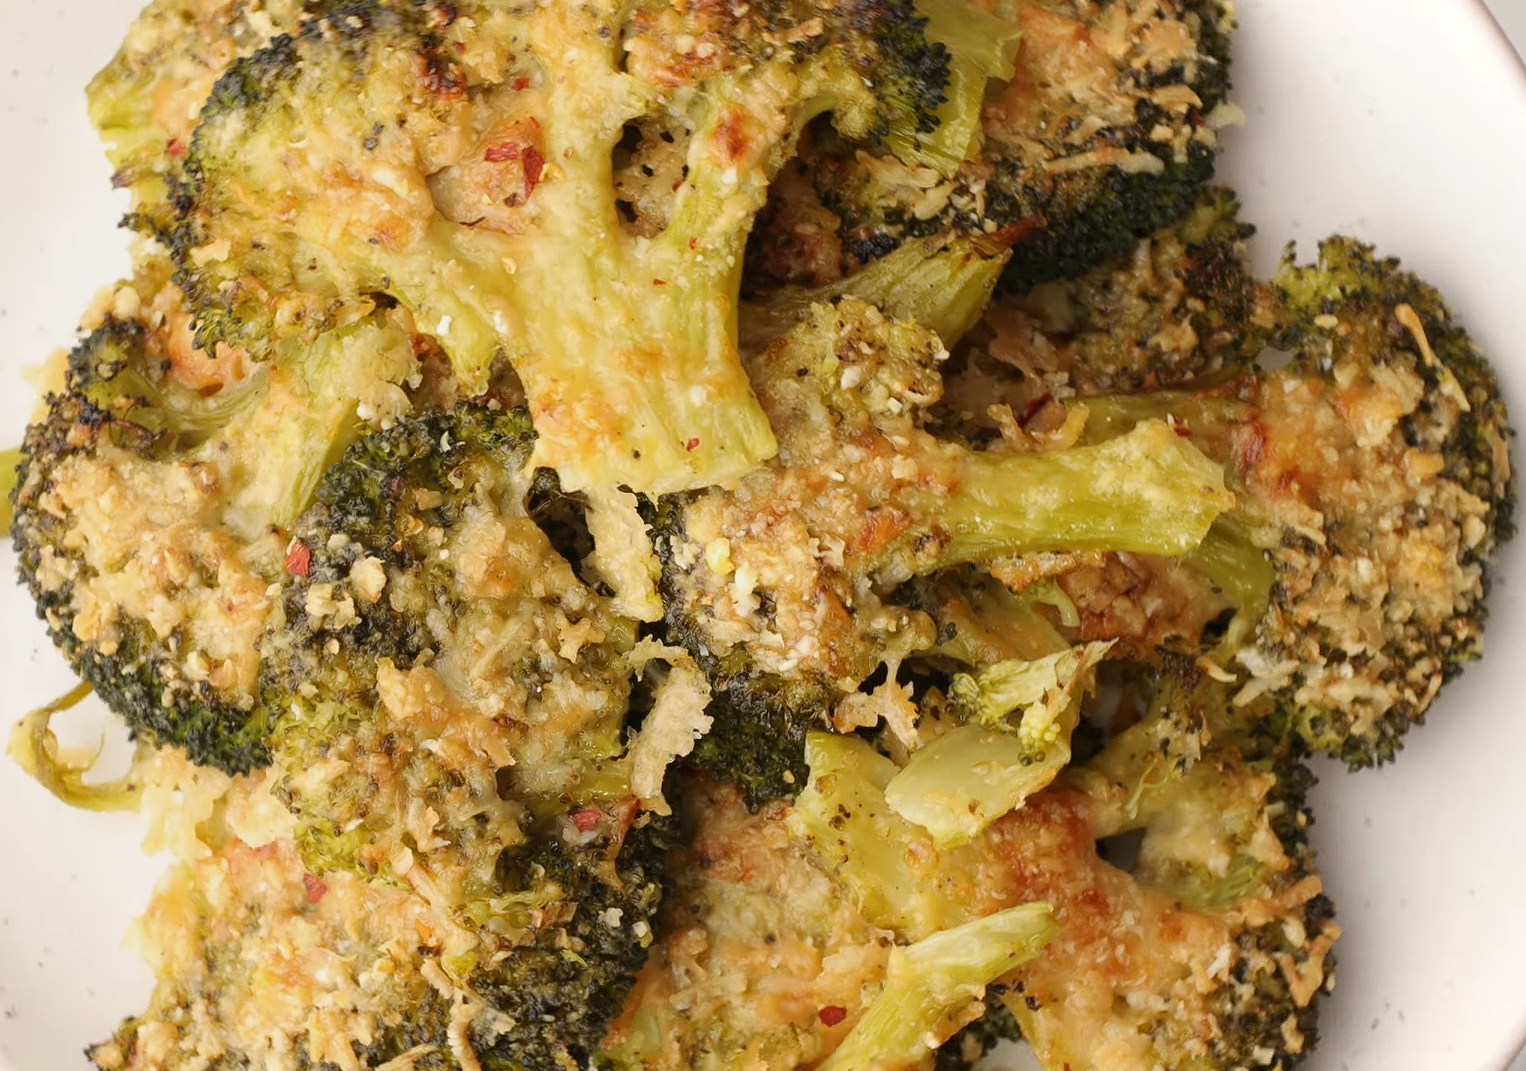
xmin=934 ymin=187 xmax=1267 ymax=439
xmin=787 ymin=702 xmax=1337 ymax=1071
xmin=10 ymin=259 xmax=420 ymax=772
xmin=601 ymin=775 xmax=1054 ymax=1071
xmin=88 ymin=800 xmax=677 ymax=1071
xmin=87 ymin=0 xmax=308 ymax=220
xmin=264 ymin=404 xmax=642 ymax=907
xmin=157 ymin=0 xmax=1012 ymax=493
xmin=750 ymin=0 xmax=1237 ymax=295
xmin=1046 ymin=239 xmax=1516 ymax=764
xmin=657 ymin=297 xmax=1233 ymax=804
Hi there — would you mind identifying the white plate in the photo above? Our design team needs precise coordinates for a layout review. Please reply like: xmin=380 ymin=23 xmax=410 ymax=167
xmin=2 ymin=2 xmax=1524 ymax=1069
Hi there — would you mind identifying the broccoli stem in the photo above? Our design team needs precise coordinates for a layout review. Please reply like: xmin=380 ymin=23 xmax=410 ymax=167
xmin=7 ymin=682 xmax=148 ymax=812
xmin=355 ymin=76 xmax=783 ymax=495
xmin=742 ymin=235 xmax=1011 ymax=350
xmin=895 ymin=419 xmax=1234 ymax=582
xmin=815 ymin=903 xmax=1057 ymax=1071
xmin=201 ymin=321 xmax=418 ymax=539
xmin=787 ymin=731 xmax=975 ymax=936
xmin=886 ymin=643 xmax=1110 ymax=848
xmin=889 ymin=0 xmax=1023 ymax=174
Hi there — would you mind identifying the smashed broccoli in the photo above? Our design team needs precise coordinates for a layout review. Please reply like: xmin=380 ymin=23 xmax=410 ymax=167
xmin=10 ymin=259 xmax=419 ymax=772
xmin=1056 ymin=238 xmax=1516 ymax=764
xmin=658 ymin=297 xmax=1232 ymax=804
xmin=750 ymin=0 xmax=1238 ymax=295
xmin=158 ymin=0 xmax=1007 ymax=493
xmin=786 ymin=703 xmax=1337 ymax=1071
xmin=90 ymin=809 xmax=677 ymax=1071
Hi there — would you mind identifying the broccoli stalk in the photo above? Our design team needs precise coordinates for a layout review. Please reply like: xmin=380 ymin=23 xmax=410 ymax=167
xmin=886 ymin=0 xmax=1024 ymax=174
xmin=170 ymin=0 xmax=1006 ymax=493
xmin=740 ymin=232 xmax=1013 ymax=351
xmin=6 ymin=682 xmax=149 ymax=813
xmin=815 ymin=903 xmax=1057 ymax=1071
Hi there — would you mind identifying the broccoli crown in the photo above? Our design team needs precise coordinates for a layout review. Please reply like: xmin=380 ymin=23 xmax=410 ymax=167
xmin=771 ymin=0 xmax=1237 ymax=295
xmin=90 ymin=800 xmax=679 ymax=1071
xmin=473 ymin=810 xmax=679 ymax=1071
xmin=601 ymin=777 xmax=909 ymax=1070
xmin=950 ymin=231 xmax=1515 ymax=768
xmin=654 ymin=298 xmax=1230 ymax=804
xmin=10 ymin=259 xmax=424 ymax=775
xmin=86 ymin=0 xmax=308 ymax=217
xmin=266 ymin=403 xmax=640 ymax=919
xmin=1002 ymin=680 xmax=1337 ymax=1071
xmin=156 ymin=0 xmax=966 ymax=493
xmin=11 ymin=303 xmax=277 ymax=774
xmin=1240 ymin=238 xmax=1514 ymax=765
xmin=940 ymin=187 xmax=1267 ymax=436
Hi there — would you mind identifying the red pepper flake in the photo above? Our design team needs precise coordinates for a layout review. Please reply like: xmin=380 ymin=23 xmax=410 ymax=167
xmin=302 ymin=873 xmax=328 ymax=904
xmin=689 ymin=237 xmax=698 ymax=250
xmin=165 ymin=138 xmax=186 ymax=158
xmin=1017 ymin=391 xmax=1053 ymax=430
xmin=284 ymin=540 xmax=312 ymax=578
xmin=685 ymin=437 xmax=700 ymax=451
xmin=512 ymin=76 xmax=531 ymax=91
xmin=521 ymin=145 xmax=545 ymax=196
xmin=569 ymin=808 xmax=601 ymax=832
xmin=652 ymin=278 xmax=667 ymax=286
xmin=485 ymin=142 xmax=521 ymax=163
xmin=818 ymin=1006 xmax=848 ymax=1027
xmin=1171 ymin=416 xmax=1192 ymax=438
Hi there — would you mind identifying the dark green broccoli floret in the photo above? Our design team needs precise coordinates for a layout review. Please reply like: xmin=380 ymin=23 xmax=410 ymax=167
xmin=935 ymin=187 xmax=1268 ymax=439
xmin=472 ymin=812 xmax=679 ymax=1071
xmin=656 ymin=298 xmax=1234 ymax=805
xmin=89 ymin=809 xmax=679 ymax=1071
xmin=9 ymin=260 xmax=417 ymax=773
xmin=85 ymin=0 xmax=308 ymax=221
xmin=158 ymin=0 xmax=989 ymax=493
xmin=1059 ymin=238 xmax=1515 ymax=765
xmin=264 ymin=403 xmax=640 ymax=906
xmin=755 ymin=0 xmax=1236 ymax=295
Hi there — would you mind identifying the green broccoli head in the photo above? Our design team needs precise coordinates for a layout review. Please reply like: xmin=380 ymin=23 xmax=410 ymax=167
xmin=86 ymin=0 xmax=308 ymax=220
xmin=936 ymin=186 xmax=1268 ymax=438
xmin=158 ymin=0 xmax=978 ymax=493
xmin=655 ymin=297 xmax=1232 ymax=804
xmin=765 ymin=0 xmax=1237 ymax=295
xmin=980 ymin=236 xmax=1516 ymax=767
xmin=265 ymin=403 xmax=642 ymax=920
xmin=1035 ymin=670 xmax=1337 ymax=1071
xmin=90 ymin=805 xmax=679 ymax=1071
xmin=773 ymin=682 xmax=1335 ymax=1071
xmin=473 ymin=808 xmax=679 ymax=1071
xmin=9 ymin=258 xmax=421 ymax=773
xmin=1236 ymin=238 xmax=1512 ymax=764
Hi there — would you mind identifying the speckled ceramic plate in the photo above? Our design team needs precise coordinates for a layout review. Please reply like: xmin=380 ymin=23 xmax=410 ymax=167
xmin=2 ymin=2 xmax=1524 ymax=1069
